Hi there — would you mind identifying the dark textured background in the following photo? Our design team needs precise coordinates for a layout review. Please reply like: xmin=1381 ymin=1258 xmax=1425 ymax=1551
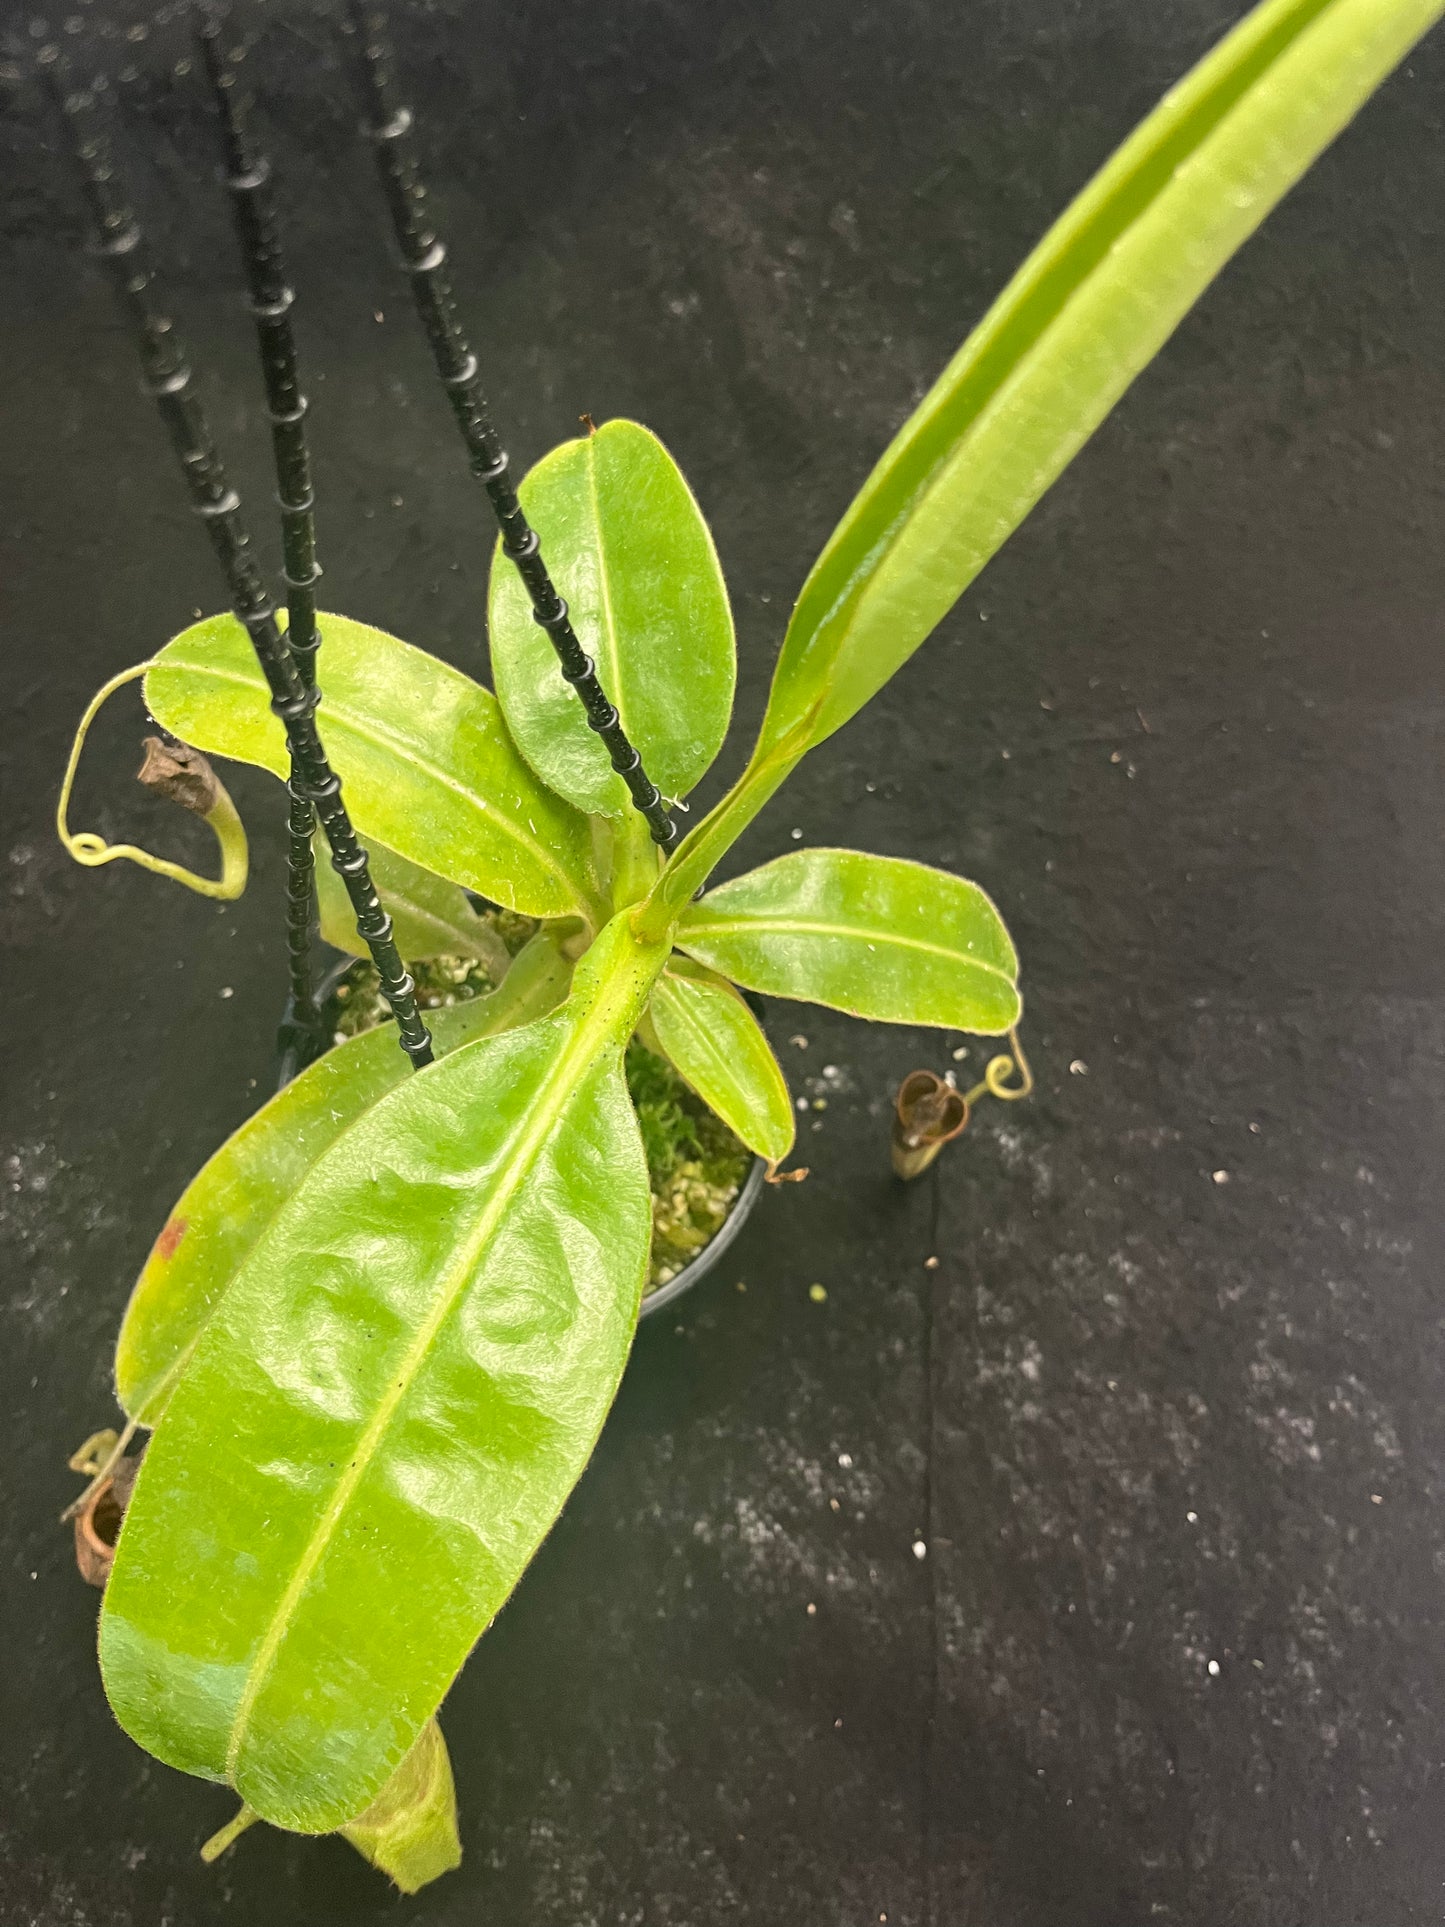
xmin=6 ymin=1 xmax=1445 ymax=1920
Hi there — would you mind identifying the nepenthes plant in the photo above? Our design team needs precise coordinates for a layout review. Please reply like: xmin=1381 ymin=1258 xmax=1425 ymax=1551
xmin=41 ymin=0 xmax=1443 ymax=1892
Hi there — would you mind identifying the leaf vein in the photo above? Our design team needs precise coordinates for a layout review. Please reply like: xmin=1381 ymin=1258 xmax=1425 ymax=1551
xmin=154 ymin=657 xmax=585 ymax=912
xmin=681 ymin=915 xmax=1017 ymax=979
xmin=224 ymin=1009 xmax=611 ymax=1779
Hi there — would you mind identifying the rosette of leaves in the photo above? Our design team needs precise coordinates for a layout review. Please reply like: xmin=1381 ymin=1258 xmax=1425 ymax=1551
xmin=71 ymin=0 xmax=1443 ymax=1882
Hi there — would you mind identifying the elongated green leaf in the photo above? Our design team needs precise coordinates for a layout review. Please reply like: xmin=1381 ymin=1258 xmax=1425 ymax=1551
xmin=755 ymin=0 xmax=1444 ymax=760
xmin=648 ymin=958 xmax=794 ymax=1166
xmin=144 ymin=612 xmax=598 ymax=920
xmin=676 ymin=848 xmax=1019 ymax=1032
xmin=100 ymin=917 xmax=670 ymax=1831
xmin=340 ymin=1716 xmax=461 ymax=1892
xmin=489 ymin=419 xmax=735 ymax=817
xmin=116 ymin=932 xmax=575 ymax=1428
xmin=314 ymin=834 xmax=511 ymax=974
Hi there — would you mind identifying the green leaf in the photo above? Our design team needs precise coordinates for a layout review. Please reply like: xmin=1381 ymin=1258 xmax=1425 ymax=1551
xmin=648 ymin=959 xmax=794 ymax=1166
xmin=144 ymin=611 xmax=598 ymax=921
xmin=99 ymin=916 xmax=670 ymax=1831
xmin=754 ymin=0 xmax=1445 ymax=761
xmin=676 ymin=848 xmax=1020 ymax=1032
xmin=116 ymin=932 xmax=575 ymax=1428
xmin=489 ymin=419 xmax=735 ymax=817
xmin=314 ymin=834 xmax=512 ymax=974
xmin=340 ymin=1717 xmax=461 ymax=1893
xmin=205 ymin=1717 xmax=462 ymax=1893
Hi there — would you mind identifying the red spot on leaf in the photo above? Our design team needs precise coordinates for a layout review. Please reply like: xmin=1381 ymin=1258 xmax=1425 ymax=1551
xmin=154 ymin=1217 xmax=188 ymax=1263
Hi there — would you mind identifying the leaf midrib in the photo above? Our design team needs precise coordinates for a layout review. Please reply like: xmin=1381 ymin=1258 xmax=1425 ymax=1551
xmin=780 ymin=0 xmax=1341 ymax=732
xmin=586 ymin=435 xmax=630 ymax=807
xmin=681 ymin=913 xmax=1017 ymax=980
xmin=223 ymin=1002 xmax=616 ymax=1780
xmin=659 ymin=978 xmax=748 ymax=1105
xmin=152 ymin=656 xmax=585 ymax=913
xmin=126 ymin=992 xmax=525 ymax=1426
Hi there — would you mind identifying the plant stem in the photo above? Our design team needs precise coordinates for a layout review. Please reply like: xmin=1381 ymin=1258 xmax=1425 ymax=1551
xmin=195 ymin=4 xmax=329 ymax=1068
xmin=40 ymin=47 xmax=434 ymax=1068
xmin=608 ymin=812 xmax=662 ymax=914
xmin=344 ymin=0 xmax=679 ymax=857
xmin=632 ymin=740 xmax=804 ymax=943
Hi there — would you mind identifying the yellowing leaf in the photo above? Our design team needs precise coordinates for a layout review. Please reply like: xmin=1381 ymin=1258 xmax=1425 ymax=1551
xmin=677 ymin=849 xmax=1019 ymax=1032
xmin=100 ymin=918 xmax=669 ymax=1831
xmin=144 ymin=611 xmax=598 ymax=919
xmin=340 ymin=1717 xmax=461 ymax=1893
xmin=753 ymin=0 xmax=1445 ymax=761
xmin=314 ymin=834 xmax=511 ymax=974
xmin=648 ymin=959 xmax=793 ymax=1165
xmin=116 ymin=934 xmax=575 ymax=1427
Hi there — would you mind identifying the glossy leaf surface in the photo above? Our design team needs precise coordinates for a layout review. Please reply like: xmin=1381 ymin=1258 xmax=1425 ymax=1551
xmin=116 ymin=934 xmax=575 ymax=1428
xmin=648 ymin=959 xmax=794 ymax=1165
xmin=489 ymin=419 xmax=735 ymax=817
xmin=754 ymin=0 xmax=1445 ymax=761
xmin=144 ymin=612 xmax=597 ymax=919
xmin=677 ymin=849 xmax=1020 ymax=1032
xmin=314 ymin=834 xmax=511 ymax=974
xmin=100 ymin=919 xmax=668 ymax=1831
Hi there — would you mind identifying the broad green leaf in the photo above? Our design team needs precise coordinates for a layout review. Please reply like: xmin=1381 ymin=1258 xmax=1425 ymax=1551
xmin=340 ymin=1716 xmax=461 ymax=1892
xmin=489 ymin=419 xmax=735 ymax=817
xmin=100 ymin=916 xmax=670 ymax=1831
xmin=144 ymin=612 xmax=598 ymax=920
xmin=754 ymin=0 xmax=1445 ymax=760
xmin=116 ymin=932 xmax=575 ymax=1428
xmin=676 ymin=848 xmax=1019 ymax=1032
xmin=314 ymin=834 xmax=512 ymax=974
xmin=648 ymin=958 xmax=794 ymax=1166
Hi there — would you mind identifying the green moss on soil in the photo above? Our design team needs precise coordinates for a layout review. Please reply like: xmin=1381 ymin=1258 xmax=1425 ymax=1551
xmin=626 ymin=1039 xmax=752 ymax=1289
xmin=322 ymin=951 xmax=752 ymax=1293
xmin=328 ymin=953 xmax=497 ymax=1040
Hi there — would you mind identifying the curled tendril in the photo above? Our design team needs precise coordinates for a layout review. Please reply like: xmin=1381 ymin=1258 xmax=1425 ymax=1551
xmin=958 ymin=1027 xmax=1033 ymax=1109
xmin=986 ymin=1026 xmax=1033 ymax=1100
xmin=57 ymin=663 xmax=248 ymax=900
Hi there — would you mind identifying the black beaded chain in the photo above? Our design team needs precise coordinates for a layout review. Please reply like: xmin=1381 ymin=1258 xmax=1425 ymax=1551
xmin=345 ymin=0 xmax=680 ymax=855
xmin=196 ymin=6 xmax=328 ymax=1068
xmin=39 ymin=44 xmax=434 ymax=1069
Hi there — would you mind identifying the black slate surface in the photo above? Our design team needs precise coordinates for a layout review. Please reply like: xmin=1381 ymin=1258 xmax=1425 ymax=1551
xmin=6 ymin=1 xmax=1445 ymax=1920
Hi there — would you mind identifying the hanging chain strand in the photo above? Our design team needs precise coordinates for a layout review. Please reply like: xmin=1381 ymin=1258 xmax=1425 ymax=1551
xmin=344 ymin=0 xmax=679 ymax=855
xmin=195 ymin=5 xmax=327 ymax=1067
xmin=39 ymin=45 xmax=434 ymax=1067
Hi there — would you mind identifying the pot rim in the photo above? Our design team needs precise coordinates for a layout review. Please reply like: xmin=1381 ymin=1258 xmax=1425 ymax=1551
xmin=639 ymin=1151 xmax=768 ymax=1318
